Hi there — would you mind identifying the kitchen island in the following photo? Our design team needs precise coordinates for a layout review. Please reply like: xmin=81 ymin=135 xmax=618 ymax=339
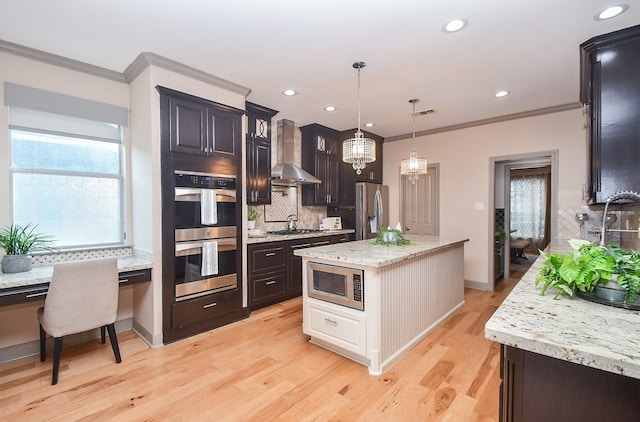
xmin=485 ymin=239 xmax=640 ymax=421
xmin=294 ymin=234 xmax=468 ymax=375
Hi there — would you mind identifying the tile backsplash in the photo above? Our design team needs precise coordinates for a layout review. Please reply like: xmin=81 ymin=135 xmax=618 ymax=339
xmin=559 ymin=203 xmax=640 ymax=250
xmin=251 ymin=187 xmax=326 ymax=233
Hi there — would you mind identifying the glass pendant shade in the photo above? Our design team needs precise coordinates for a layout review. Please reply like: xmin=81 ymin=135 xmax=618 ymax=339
xmin=400 ymin=98 xmax=428 ymax=184
xmin=400 ymin=151 xmax=428 ymax=184
xmin=343 ymin=61 xmax=375 ymax=175
xmin=343 ymin=131 xmax=376 ymax=174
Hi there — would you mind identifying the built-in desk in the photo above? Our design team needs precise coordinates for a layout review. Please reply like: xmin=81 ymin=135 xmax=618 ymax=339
xmin=0 ymin=256 xmax=152 ymax=307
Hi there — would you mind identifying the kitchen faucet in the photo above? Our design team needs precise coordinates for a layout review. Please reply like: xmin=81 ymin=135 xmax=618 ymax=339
xmin=598 ymin=190 xmax=640 ymax=246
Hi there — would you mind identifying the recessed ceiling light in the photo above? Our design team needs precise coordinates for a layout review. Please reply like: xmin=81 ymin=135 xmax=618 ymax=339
xmin=282 ymin=89 xmax=297 ymax=96
xmin=365 ymin=122 xmax=375 ymax=128
xmin=494 ymin=90 xmax=510 ymax=98
xmin=443 ymin=18 xmax=468 ymax=33
xmin=324 ymin=106 xmax=336 ymax=112
xmin=595 ymin=4 xmax=628 ymax=20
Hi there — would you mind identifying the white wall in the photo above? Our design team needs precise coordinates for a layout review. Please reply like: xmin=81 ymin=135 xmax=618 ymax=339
xmin=0 ymin=52 xmax=132 ymax=349
xmin=383 ymin=109 xmax=587 ymax=289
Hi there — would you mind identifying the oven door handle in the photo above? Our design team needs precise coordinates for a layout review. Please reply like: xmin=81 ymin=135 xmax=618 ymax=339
xmin=175 ymin=187 xmax=236 ymax=202
xmin=175 ymin=238 xmax=237 ymax=256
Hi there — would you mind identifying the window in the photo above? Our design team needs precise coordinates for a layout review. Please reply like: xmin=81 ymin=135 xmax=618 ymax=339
xmin=5 ymin=83 xmax=128 ymax=250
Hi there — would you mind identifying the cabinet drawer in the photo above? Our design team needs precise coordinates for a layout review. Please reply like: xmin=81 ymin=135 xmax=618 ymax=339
xmin=306 ymin=300 xmax=366 ymax=356
xmin=118 ymin=268 xmax=152 ymax=286
xmin=250 ymin=271 xmax=287 ymax=304
xmin=249 ymin=245 xmax=286 ymax=273
xmin=172 ymin=289 xmax=241 ymax=329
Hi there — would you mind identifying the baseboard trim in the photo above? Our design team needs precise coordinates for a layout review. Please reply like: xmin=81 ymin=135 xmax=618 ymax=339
xmin=464 ymin=279 xmax=492 ymax=291
xmin=132 ymin=319 xmax=163 ymax=348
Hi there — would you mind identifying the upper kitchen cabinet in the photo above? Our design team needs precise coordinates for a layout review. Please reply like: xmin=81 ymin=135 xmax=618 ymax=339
xmin=246 ymin=102 xmax=278 ymax=205
xmin=342 ymin=129 xmax=385 ymax=184
xmin=158 ymin=86 xmax=243 ymax=159
xmin=301 ymin=124 xmax=341 ymax=206
xmin=581 ymin=25 xmax=640 ymax=203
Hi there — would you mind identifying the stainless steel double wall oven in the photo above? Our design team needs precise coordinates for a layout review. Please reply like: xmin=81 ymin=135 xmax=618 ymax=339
xmin=173 ymin=171 xmax=238 ymax=301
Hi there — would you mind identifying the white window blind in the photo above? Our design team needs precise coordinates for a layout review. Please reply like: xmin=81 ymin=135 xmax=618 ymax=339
xmin=5 ymin=84 xmax=127 ymax=249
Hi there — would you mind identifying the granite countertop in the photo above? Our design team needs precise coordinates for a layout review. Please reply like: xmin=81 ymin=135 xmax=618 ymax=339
xmin=293 ymin=234 xmax=468 ymax=268
xmin=485 ymin=238 xmax=640 ymax=379
xmin=0 ymin=256 xmax=153 ymax=290
xmin=247 ymin=229 xmax=355 ymax=244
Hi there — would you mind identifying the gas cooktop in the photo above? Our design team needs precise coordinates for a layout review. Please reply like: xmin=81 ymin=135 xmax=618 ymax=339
xmin=266 ymin=229 xmax=324 ymax=235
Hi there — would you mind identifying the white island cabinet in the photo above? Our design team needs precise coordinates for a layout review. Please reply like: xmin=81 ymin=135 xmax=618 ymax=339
xmin=294 ymin=235 xmax=468 ymax=375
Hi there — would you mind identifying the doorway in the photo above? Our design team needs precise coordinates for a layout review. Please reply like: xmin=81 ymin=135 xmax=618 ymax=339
xmin=401 ymin=164 xmax=439 ymax=235
xmin=491 ymin=151 xmax=558 ymax=290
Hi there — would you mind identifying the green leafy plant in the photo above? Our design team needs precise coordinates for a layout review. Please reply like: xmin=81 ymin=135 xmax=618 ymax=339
xmin=535 ymin=238 xmax=640 ymax=302
xmin=371 ymin=228 xmax=413 ymax=246
xmin=247 ymin=207 xmax=262 ymax=221
xmin=0 ymin=223 xmax=55 ymax=255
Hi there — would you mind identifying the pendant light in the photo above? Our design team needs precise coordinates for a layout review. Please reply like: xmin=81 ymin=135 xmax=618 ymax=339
xmin=400 ymin=98 xmax=428 ymax=184
xmin=343 ymin=61 xmax=376 ymax=174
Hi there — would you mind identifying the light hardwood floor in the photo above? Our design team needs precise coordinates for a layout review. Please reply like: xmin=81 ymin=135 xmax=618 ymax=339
xmin=0 ymin=272 xmax=521 ymax=421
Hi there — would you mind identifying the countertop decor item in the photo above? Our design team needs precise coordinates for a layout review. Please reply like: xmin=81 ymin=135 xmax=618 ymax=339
xmin=371 ymin=227 xmax=412 ymax=246
xmin=247 ymin=207 xmax=262 ymax=221
xmin=0 ymin=223 xmax=55 ymax=273
xmin=535 ymin=238 xmax=640 ymax=305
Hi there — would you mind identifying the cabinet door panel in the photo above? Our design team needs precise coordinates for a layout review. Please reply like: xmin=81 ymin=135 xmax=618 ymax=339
xmin=254 ymin=141 xmax=272 ymax=204
xmin=210 ymin=109 xmax=237 ymax=155
xmin=583 ymin=26 xmax=640 ymax=203
xmin=170 ymin=98 xmax=207 ymax=155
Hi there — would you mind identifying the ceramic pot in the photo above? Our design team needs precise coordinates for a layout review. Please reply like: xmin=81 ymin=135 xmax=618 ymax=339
xmin=1 ymin=254 xmax=33 ymax=273
xmin=247 ymin=221 xmax=256 ymax=231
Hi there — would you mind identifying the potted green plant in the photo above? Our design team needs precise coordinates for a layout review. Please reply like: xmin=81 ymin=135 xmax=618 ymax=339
xmin=247 ymin=207 xmax=261 ymax=231
xmin=0 ymin=223 xmax=55 ymax=273
xmin=535 ymin=238 xmax=640 ymax=304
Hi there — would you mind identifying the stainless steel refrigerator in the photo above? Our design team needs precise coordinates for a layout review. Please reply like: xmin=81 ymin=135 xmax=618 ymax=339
xmin=356 ymin=183 xmax=389 ymax=240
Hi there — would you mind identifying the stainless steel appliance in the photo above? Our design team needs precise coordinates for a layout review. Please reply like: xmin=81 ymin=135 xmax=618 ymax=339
xmin=307 ymin=261 xmax=364 ymax=310
xmin=174 ymin=171 xmax=238 ymax=301
xmin=356 ymin=182 xmax=389 ymax=240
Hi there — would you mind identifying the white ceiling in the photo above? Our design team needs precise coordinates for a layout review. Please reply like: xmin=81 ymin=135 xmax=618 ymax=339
xmin=1 ymin=1 xmax=639 ymax=139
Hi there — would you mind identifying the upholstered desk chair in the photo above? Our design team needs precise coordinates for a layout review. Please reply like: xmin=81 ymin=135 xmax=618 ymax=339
xmin=38 ymin=257 xmax=122 ymax=385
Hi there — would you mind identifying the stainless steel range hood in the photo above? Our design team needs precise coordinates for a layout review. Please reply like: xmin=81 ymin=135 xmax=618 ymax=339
xmin=271 ymin=119 xmax=321 ymax=186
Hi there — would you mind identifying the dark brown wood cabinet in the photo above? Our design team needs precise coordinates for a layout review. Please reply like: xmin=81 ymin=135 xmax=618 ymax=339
xmin=163 ymin=87 xmax=242 ymax=159
xmin=158 ymin=86 xmax=248 ymax=343
xmin=246 ymin=102 xmax=278 ymax=205
xmin=247 ymin=243 xmax=287 ymax=309
xmin=499 ymin=345 xmax=640 ymax=421
xmin=301 ymin=124 xmax=341 ymax=206
xmin=342 ymin=128 xmax=384 ymax=184
xmin=581 ymin=25 xmax=640 ymax=203
xmin=248 ymin=234 xmax=354 ymax=309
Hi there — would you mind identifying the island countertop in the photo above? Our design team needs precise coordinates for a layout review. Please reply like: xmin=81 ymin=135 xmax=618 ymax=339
xmin=293 ymin=234 xmax=468 ymax=268
xmin=485 ymin=238 xmax=640 ymax=379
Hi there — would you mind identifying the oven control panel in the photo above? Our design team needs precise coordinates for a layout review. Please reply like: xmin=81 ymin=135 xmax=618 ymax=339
xmin=175 ymin=171 xmax=236 ymax=190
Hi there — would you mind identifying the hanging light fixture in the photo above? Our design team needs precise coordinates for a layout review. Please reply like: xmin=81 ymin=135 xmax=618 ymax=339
xmin=343 ymin=61 xmax=376 ymax=174
xmin=400 ymin=98 xmax=428 ymax=184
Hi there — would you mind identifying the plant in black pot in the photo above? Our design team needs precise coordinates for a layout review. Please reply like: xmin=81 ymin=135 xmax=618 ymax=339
xmin=535 ymin=238 xmax=640 ymax=306
xmin=0 ymin=223 xmax=55 ymax=273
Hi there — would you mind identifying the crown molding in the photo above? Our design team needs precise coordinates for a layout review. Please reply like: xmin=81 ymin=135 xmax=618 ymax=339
xmin=0 ymin=39 xmax=252 ymax=97
xmin=124 ymin=52 xmax=251 ymax=96
xmin=0 ymin=39 xmax=127 ymax=83
xmin=384 ymin=102 xmax=583 ymax=142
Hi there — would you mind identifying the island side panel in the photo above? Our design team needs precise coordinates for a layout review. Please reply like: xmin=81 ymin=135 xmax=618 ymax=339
xmin=379 ymin=244 xmax=465 ymax=370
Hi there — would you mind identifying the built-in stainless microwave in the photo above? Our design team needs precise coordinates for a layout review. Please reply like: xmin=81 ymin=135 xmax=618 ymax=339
xmin=307 ymin=262 xmax=364 ymax=311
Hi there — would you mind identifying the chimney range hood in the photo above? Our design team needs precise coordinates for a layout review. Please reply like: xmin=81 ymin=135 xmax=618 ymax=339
xmin=271 ymin=119 xmax=321 ymax=186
